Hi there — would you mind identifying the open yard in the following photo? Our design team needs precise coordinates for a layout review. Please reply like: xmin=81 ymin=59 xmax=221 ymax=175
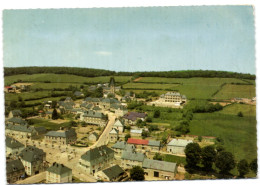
xmin=213 ymin=84 xmax=255 ymax=99
xmin=29 ymin=118 xmax=72 ymax=131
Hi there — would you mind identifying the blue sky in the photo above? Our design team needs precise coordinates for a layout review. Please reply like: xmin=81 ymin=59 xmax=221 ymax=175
xmin=3 ymin=6 xmax=255 ymax=74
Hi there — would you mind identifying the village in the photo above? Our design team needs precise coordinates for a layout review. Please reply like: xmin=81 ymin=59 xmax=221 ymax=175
xmin=5 ymin=77 xmax=203 ymax=184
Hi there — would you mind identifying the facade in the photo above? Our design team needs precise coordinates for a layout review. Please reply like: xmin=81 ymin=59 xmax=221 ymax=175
xmin=46 ymin=162 xmax=72 ymax=183
xmin=112 ymin=119 xmax=125 ymax=133
xmin=79 ymin=145 xmax=114 ymax=175
xmin=109 ymin=128 xmax=119 ymax=143
xmin=6 ymin=136 xmax=25 ymax=157
xmin=5 ymin=124 xmax=38 ymax=140
xmin=97 ymin=165 xmax=125 ymax=182
xmin=44 ymin=129 xmax=77 ymax=145
xmin=80 ymin=110 xmax=108 ymax=126
xmin=121 ymin=151 xmax=146 ymax=169
xmin=130 ymin=129 xmax=143 ymax=137
xmin=19 ymin=146 xmax=46 ymax=176
xmin=142 ymin=159 xmax=177 ymax=180
xmin=88 ymin=132 xmax=99 ymax=142
xmin=167 ymin=139 xmax=193 ymax=155
xmin=6 ymin=159 xmax=25 ymax=184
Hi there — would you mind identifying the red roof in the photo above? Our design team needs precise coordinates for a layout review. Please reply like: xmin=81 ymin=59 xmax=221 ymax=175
xmin=127 ymin=138 xmax=149 ymax=145
xmin=5 ymin=86 xmax=12 ymax=89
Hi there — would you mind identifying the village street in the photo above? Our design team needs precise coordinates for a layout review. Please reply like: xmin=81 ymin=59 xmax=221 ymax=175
xmin=14 ymin=112 xmax=116 ymax=183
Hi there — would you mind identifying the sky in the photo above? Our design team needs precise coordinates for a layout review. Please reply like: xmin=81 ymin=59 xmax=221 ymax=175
xmin=3 ymin=6 xmax=256 ymax=74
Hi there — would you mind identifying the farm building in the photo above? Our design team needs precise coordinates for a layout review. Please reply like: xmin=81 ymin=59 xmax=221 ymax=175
xmin=142 ymin=159 xmax=177 ymax=180
xmin=46 ymin=162 xmax=72 ymax=183
xmin=121 ymin=151 xmax=146 ymax=169
xmin=6 ymin=159 xmax=25 ymax=184
xmin=167 ymin=139 xmax=193 ymax=155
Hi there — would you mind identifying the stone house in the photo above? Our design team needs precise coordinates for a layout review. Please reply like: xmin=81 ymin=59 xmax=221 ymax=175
xmin=7 ymin=117 xmax=27 ymax=125
xmin=112 ymin=141 xmax=135 ymax=158
xmin=6 ymin=124 xmax=37 ymax=140
xmin=123 ymin=112 xmax=147 ymax=125
xmin=46 ymin=162 xmax=72 ymax=183
xmin=80 ymin=110 xmax=108 ymax=127
xmin=8 ymin=110 xmax=22 ymax=118
xmin=100 ymin=98 xmax=121 ymax=110
xmin=6 ymin=159 xmax=25 ymax=184
xmin=127 ymin=138 xmax=161 ymax=152
xmin=79 ymin=145 xmax=114 ymax=175
xmin=112 ymin=119 xmax=125 ymax=133
xmin=74 ymin=91 xmax=84 ymax=97
xmin=19 ymin=146 xmax=47 ymax=176
xmin=88 ymin=132 xmax=99 ymax=142
xmin=6 ymin=136 xmax=25 ymax=157
xmin=142 ymin=158 xmax=177 ymax=180
xmin=110 ymin=104 xmax=128 ymax=117
xmin=167 ymin=139 xmax=193 ymax=155
xmin=109 ymin=128 xmax=119 ymax=143
xmin=44 ymin=129 xmax=77 ymax=145
xmin=121 ymin=151 xmax=146 ymax=169
xmin=97 ymin=165 xmax=126 ymax=182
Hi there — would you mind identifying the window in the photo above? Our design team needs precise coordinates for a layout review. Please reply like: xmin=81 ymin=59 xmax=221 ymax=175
xmin=154 ymin=171 xmax=159 ymax=177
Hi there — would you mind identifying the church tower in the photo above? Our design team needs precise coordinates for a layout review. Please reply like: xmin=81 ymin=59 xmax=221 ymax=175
xmin=109 ymin=77 xmax=115 ymax=95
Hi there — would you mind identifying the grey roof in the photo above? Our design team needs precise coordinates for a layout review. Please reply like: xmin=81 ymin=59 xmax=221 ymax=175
xmin=112 ymin=141 xmax=127 ymax=150
xmin=6 ymin=136 xmax=24 ymax=149
xmin=8 ymin=117 xmax=27 ymax=125
xmin=124 ymin=144 xmax=135 ymax=152
xmin=102 ymin=165 xmax=124 ymax=180
xmin=6 ymin=124 xmax=36 ymax=133
xmin=142 ymin=158 xmax=177 ymax=173
xmin=165 ymin=92 xmax=181 ymax=96
xmin=65 ymin=97 xmax=73 ymax=101
xmin=34 ymin=127 xmax=47 ymax=134
xmin=167 ymin=139 xmax=193 ymax=147
xmin=102 ymin=98 xmax=120 ymax=104
xmin=130 ymin=129 xmax=143 ymax=134
xmin=114 ymin=119 xmax=125 ymax=127
xmin=83 ymin=110 xmax=107 ymax=119
xmin=19 ymin=146 xmax=46 ymax=163
xmin=121 ymin=151 xmax=145 ymax=162
xmin=93 ymin=106 xmax=102 ymax=111
xmin=111 ymin=104 xmax=128 ymax=110
xmin=6 ymin=159 xmax=25 ymax=174
xmin=47 ymin=162 xmax=72 ymax=175
xmin=71 ymin=108 xmax=82 ymax=112
xmin=81 ymin=145 xmax=114 ymax=162
xmin=74 ymin=91 xmax=84 ymax=97
xmin=182 ymin=95 xmax=187 ymax=99
xmin=45 ymin=129 xmax=76 ymax=138
xmin=123 ymin=112 xmax=147 ymax=121
xmin=10 ymin=110 xmax=22 ymax=117
xmin=148 ymin=140 xmax=161 ymax=147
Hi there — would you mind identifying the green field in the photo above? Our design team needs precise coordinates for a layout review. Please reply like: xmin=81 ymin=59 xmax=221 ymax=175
xmin=218 ymin=103 xmax=256 ymax=116
xmin=30 ymin=82 xmax=83 ymax=90
xmin=213 ymin=84 xmax=255 ymax=99
xmin=163 ymin=154 xmax=186 ymax=165
xmin=189 ymin=109 xmax=257 ymax=161
xmin=4 ymin=74 xmax=131 ymax=86
xmin=30 ymin=118 xmax=71 ymax=130
xmin=123 ymin=83 xmax=179 ymax=90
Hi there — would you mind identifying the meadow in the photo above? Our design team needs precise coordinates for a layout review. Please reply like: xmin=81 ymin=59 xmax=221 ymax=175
xmin=29 ymin=118 xmax=71 ymax=131
xmin=123 ymin=83 xmax=179 ymax=90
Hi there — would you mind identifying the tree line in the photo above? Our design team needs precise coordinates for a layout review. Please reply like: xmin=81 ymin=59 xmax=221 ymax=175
xmin=4 ymin=67 xmax=255 ymax=80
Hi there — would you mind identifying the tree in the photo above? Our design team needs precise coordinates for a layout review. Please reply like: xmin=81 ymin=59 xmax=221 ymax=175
xmin=198 ymin=136 xmax=202 ymax=142
xmin=146 ymin=117 xmax=152 ymax=122
xmin=130 ymin=166 xmax=145 ymax=181
xmin=52 ymin=101 xmax=57 ymax=108
xmin=52 ymin=108 xmax=59 ymax=120
xmin=215 ymin=151 xmax=236 ymax=174
xmin=125 ymin=133 xmax=131 ymax=141
xmin=184 ymin=143 xmax=202 ymax=169
xmin=153 ymin=110 xmax=160 ymax=118
xmin=153 ymin=153 xmax=163 ymax=161
xmin=216 ymin=145 xmax=225 ymax=153
xmin=250 ymin=158 xmax=257 ymax=175
xmin=161 ymin=136 xmax=167 ymax=145
xmin=237 ymin=159 xmax=249 ymax=177
xmin=141 ymin=131 xmax=149 ymax=139
xmin=237 ymin=111 xmax=243 ymax=117
xmin=201 ymin=145 xmax=217 ymax=171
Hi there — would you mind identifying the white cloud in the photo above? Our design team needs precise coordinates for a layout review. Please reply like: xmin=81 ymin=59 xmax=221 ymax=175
xmin=95 ymin=51 xmax=112 ymax=56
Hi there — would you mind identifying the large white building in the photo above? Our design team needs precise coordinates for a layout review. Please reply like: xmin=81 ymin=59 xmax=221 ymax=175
xmin=167 ymin=139 xmax=193 ymax=155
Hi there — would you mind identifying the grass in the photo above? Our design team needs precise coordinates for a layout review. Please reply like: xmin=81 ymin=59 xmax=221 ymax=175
xmin=213 ymin=84 xmax=255 ymax=99
xmin=30 ymin=82 xmax=83 ymax=90
xmin=163 ymin=154 xmax=186 ymax=165
xmin=4 ymin=73 xmax=131 ymax=85
xmin=123 ymin=83 xmax=179 ymax=90
xmin=30 ymin=118 xmax=71 ymax=130
xmin=189 ymin=112 xmax=257 ymax=162
xmin=218 ymin=103 xmax=256 ymax=116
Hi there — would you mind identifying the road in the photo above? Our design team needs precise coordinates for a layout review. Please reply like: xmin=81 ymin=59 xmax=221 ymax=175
xmin=16 ymin=172 xmax=46 ymax=184
xmin=13 ymin=111 xmax=116 ymax=183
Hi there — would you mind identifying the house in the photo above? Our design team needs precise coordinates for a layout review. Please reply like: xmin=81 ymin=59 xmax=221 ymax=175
xmin=80 ymin=110 xmax=108 ymax=127
xmin=6 ymin=124 xmax=38 ymax=140
xmin=79 ymin=145 xmax=114 ymax=175
xmin=100 ymin=98 xmax=121 ymax=109
xmin=44 ymin=129 xmax=77 ymax=145
xmin=109 ymin=128 xmax=119 ymax=143
xmin=123 ymin=112 xmax=147 ymax=125
xmin=19 ymin=146 xmax=46 ymax=176
xmin=4 ymin=86 xmax=15 ymax=93
xmin=93 ymin=106 xmax=102 ymax=112
xmin=112 ymin=119 xmax=125 ymax=133
xmin=84 ymin=97 xmax=102 ymax=106
xmin=64 ymin=97 xmax=73 ymax=102
xmin=112 ymin=141 xmax=135 ymax=158
xmin=127 ymin=138 xmax=161 ymax=152
xmin=142 ymin=158 xmax=177 ymax=180
xmin=46 ymin=162 xmax=72 ymax=183
xmin=6 ymin=136 xmax=25 ymax=157
xmin=130 ymin=129 xmax=143 ymax=137
xmin=88 ymin=132 xmax=99 ymax=142
xmin=8 ymin=110 xmax=22 ymax=118
xmin=97 ymin=165 xmax=126 ymax=182
xmin=112 ymin=105 xmax=128 ymax=117
xmin=121 ymin=151 xmax=146 ymax=169
xmin=167 ymin=139 xmax=193 ymax=155
xmin=102 ymin=77 xmax=121 ymax=95
xmin=6 ymin=159 xmax=25 ymax=184
xmin=7 ymin=117 xmax=27 ymax=125
xmin=74 ymin=91 xmax=84 ymax=97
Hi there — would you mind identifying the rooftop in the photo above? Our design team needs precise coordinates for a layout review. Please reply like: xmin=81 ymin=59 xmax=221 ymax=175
xmin=81 ymin=145 xmax=114 ymax=162
xmin=6 ymin=159 xmax=25 ymax=174
xmin=47 ymin=162 xmax=72 ymax=175
xmin=127 ymin=138 xmax=148 ymax=145
xmin=121 ymin=151 xmax=145 ymax=162
xmin=142 ymin=158 xmax=177 ymax=173
xmin=102 ymin=165 xmax=124 ymax=180
xmin=167 ymin=138 xmax=193 ymax=147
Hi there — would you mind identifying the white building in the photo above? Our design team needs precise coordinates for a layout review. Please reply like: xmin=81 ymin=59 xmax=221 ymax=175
xmin=167 ymin=139 xmax=193 ymax=155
